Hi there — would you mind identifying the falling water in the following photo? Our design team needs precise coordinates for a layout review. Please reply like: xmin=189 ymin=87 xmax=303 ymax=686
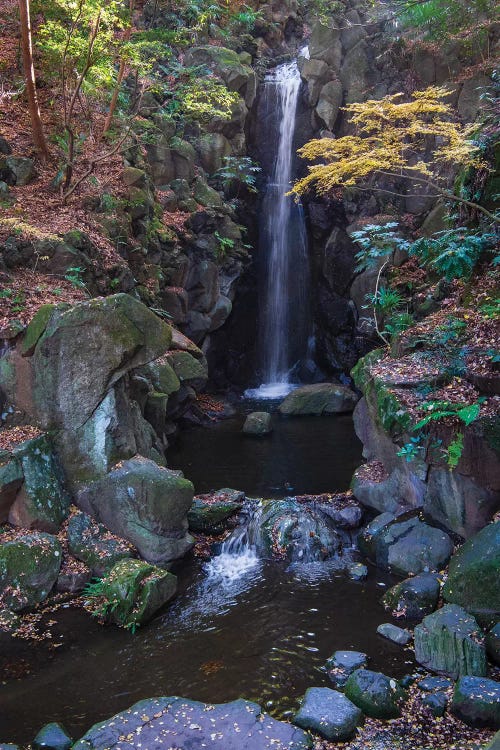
xmin=247 ymin=51 xmax=310 ymax=400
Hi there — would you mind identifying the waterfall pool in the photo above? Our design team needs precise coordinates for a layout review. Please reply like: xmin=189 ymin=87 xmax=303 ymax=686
xmin=0 ymin=411 xmax=415 ymax=744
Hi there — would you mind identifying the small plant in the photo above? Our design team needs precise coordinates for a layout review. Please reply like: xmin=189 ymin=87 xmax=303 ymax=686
xmin=414 ymin=398 xmax=484 ymax=430
xmin=397 ymin=435 xmax=424 ymax=462
xmin=409 ymin=228 xmax=497 ymax=281
xmin=214 ymin=231 xmax=235 ymax=261
xmin=214 ymin=156 xmax=261 ymax=196
xmin=64 ymin=266 xmax=86 ymax=289
xmin=351 ymin=222 xmax=410 ymax=273
xmin=445 ymin=432 xmax=464 ymax=469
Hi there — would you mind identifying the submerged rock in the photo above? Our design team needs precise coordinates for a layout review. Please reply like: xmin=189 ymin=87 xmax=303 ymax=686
xmin=293 ymin=687 xmax=363 ymax=741
xmin=72 ymin=697 xmax=312 ymax=749
xmin=32 ymin=722 xmax=72 ymax=750
xmin=451 ymin=676 xmax=500 ymax=728
xmin=382 ymin=572 xmax=441 ymax=621
xmin=243 ymin=411 xmax=273 ymax=435
xmin=77 ymin=456 xmax=194 ymax=565
xmin=0 ymin=532 xmax=61 ymax=611
xmin=325 ymin=650 xmax=368 ymax=688
xmin=94 ymin=559 xmax=177 ymax=628
xmin=414 ymin=604 xmax=487 ymax=678
xmin=278 ymin=383 xmax=358 ymax=416
xmin=443 ymin=521 xmax=500 ymax=627
xmin=344 ymin=668 xmax=407 ymax=719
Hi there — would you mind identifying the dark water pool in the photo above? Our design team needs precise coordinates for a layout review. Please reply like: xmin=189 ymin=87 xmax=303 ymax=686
xmin=167 ymin=410 xmax=363 ymax=497
xmin=0 ymin=410 xmax=414 ymax=744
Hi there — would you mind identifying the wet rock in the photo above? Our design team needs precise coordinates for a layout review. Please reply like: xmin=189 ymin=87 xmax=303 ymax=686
xmin=243 ymin=411 xmax=273 ymax=435
xmin=359 ymin=514 xmax=453 ymax=576
xmin=33 ymin=722 xmax=72 ymax=750
xmin=414 ymin=604 xmax=487 ymax=678
xmin=377 ymin=623 xmax=412 ymax=646
xmin=422 ymin=691 xmax=448 ymax=717
xmin=347 ymin=562 xmax=368 ymax=581
xmin=8 ymin=435 xmax=69 ymax=532
xmin=451 ymin=676 xmax=500 ymax=728
xmin=486 ymin=623 xmax=500 ymax=666
xmin=0 ymin=532 xmax=61 ymax=611
xmin=77 ymin=456 xmax=194 ymax=565
xmin=352 ymin=464 xmax=425 ymax=516
xmin=193 ymin=177 xmax=222 ymax=207
xmin=344 ymin=669 xmax=407 ymax=719
xmin=443 ymin=522 xmax=500 ymax=627
xmin=382 ymin=573 xmax=441 ymax=621
xmin=67 ymin=510 xmax=134 ymax=576
xmin=188 ymin=491 xmax=243 ymax=534
xmin=293 ymin=687 xmax=363 ymax=741
xmin=417 ymin=676 xmax=453 ymax=692
xmin=278 ymin=383 xmax=358 ymax=416
xmin=95 ymin=559 xmax=177 ymax=628
xmin=0 ymin=455 xmax=23 ymax=523
xmin=325 ymin=650 xmax=368 ymax=688
xmin=165 ymin=350 xmax=208 ymax=390
xmin=56 ymin=568 xmax=91 ymax=594
xmin=72 ymin=697 xmax=311 ymax=750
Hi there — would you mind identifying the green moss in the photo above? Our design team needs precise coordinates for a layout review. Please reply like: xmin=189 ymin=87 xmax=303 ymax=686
xmin=482 ymin=415 xmax=500 ymax=454
xmin=21 ymin=304 xmax=55 ymax=356
xmin=0 ymin=532 xmax=62 ymax=611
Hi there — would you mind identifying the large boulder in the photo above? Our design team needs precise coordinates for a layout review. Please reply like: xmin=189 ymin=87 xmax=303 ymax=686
xmin=278 ymin=383 xmax=358 ymax=416
xmin=359 ymin=513 xmax=453 ymax=576
xmin=7 ymin=434 xmax=69 ymax=532
xmin=0 ymin=532 xmax=61 ymax=611
xmin=414 ymin=604 xmax=487 ymax=678
xmin=92 ymin=559 xmax=177 ymax=628
xmin=451 ymin=677 xmax=500 ymax=729
xmin=77 ymin=456 xmax=194 ymax=565
xmin=293 ymin=687 xmax=363 ymax=741
xmin=382 ymin=572 xmax=441 ymax=621
xmin=344 ymin=669 xmax=407 ymax=719
xmin=315 ymin=80 xmax=343 ymax=130
xmin=67 ymin=510 xmax=134 ymax=576
xmin=72 ymin=697 xmax=312 ymax=750
xmin=443 ymin=522 xmax=500 ymax=626
xmin=352 ymin=463 xmax=425 ymax=515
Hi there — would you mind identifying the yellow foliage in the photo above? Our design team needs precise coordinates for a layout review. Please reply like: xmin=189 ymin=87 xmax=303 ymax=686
xmin=292 ymin=87 xmax=485 ymax=198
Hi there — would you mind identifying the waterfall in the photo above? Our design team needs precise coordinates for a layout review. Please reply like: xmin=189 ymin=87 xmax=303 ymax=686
xmin=247 ymin=51 xmax=310 ymax=400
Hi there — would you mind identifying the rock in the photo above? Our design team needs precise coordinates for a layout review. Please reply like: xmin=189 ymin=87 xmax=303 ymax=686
xmin=193 ymin=177 xmax=222 ymax=207
xmin=188 ymin=492 xmax=243 ymax=534
xmin=340 ymin=40 xmax=369 ymax=103
xmin=208 ymin=295 xmax=232 ymax=333
xmin=417 ymin=675 xmax=453 ymax=692
xmin=278 ymin=383 xmax=358 ymax=416
xmin=32 ymin=722 xmax=72 ymax=750
xmin=94 ymin=559 xmax=177 ymax=628
xmin=315 ymin=80 xmax=343 ymax=130
xmin=382 ymin=573 xmax=441 ymax=621
xmin=293 ymin=687 xmax=363 ymax=741
xmin=56 ymin=568 xmax=91 ymax=594
xmin=300 ymin=58 xmax=330 ymax=106
xmin=422 ymin=691 xmax=448 ymax=717
xmin=451 ymin=676 xmax=500 ymax=728
xmin=5 ymin=156 xmax=36 ymax=185
xmin=344 ymin=669 xmax=407 ymax=719
xmin=377 ymin=623 xmax=412 ymax=645
xmin=184 ymin=46 xmax=256 ymax=105
xmin=0 ymin=532 xmax=61 ymax=611
xmin=414 ymin=604 xmax=487 ymax=678
xmin=122 ymin=167 xmax=147 ymax=188
xmin=309 ymin=23 xmax=342 ymax=68
xmin=359 ymin=514 xmax=453 ymax=576
xmin=443 ymin=522 xmax=500 ymax=626
xmin=486 ymin=623 xmax=500 ymax=666
xmin=8 ymin=435 xmax=69 ymax=532
xmin=325 ymin=650 xmax=368 ymax=688
xmin=72 ymin=697 xmax=312 ymax=750
xmin=67 ymin=510 xmax=134 ymax=576
xmin=0 ymin=456 xmax=23 ymax=523
xmin=77 ymin=456 xmax=194 ymax=565
xmin=165 ymin=350 xmax=208 ymax=390
xmin=0 ymin=745 xmax=20 ymax=750
xmin=243 ymin=411 xmax=273 ymax=435
xmin=0 ymin=135 xmax=12 ymax=154
xmin=347 ymin=562 xmax=368 ymax=581
xmin=195 ymin=133 xmax=232 ymax=173
xmin=0 ymin=608 xmax=20 ymax=633
xmin=482 ymin=730 xmax=500 ymax=749
xmin=352 ymin=464 xmax=426 ymax=515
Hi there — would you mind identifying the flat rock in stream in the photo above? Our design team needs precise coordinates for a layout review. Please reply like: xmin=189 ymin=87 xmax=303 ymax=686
xmin=72 ymin=697 xmax=312 ymax=750
xmin=278 ymin=383 xmax=358 ymax=416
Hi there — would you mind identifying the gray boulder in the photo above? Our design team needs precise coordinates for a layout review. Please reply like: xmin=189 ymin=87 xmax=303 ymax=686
xmin=243 ymin=412 xmax=273 ymax=435
xmin=33 ymin=722 xmax=72 ymax=750
xmin=0 ymin=455 xmax=23 ymax=523
xmin=443 ymin=522 xmax=500 ymax=627
xmin=451 ymin=676 xmax=500 ymax=728
xmin=377 ymin=623 xmax=412 ymax=645
xmin=414 ymin=604 xmax=487 ymax=678
xmin=344 ymin=669 xmax=407 ymax=719
xmin=382 ymin=573 xmax=441 ymax=621
xmin=325 ymin=650 xmax=368 ymax=688
xmin=72 ymin=697 xmax=311 ymax=750
xmin=67 ymin=510 xmax=134 ymax=576
xmin=279 ymin=383 xmax=358 ymax=416
xmin=422 ymin=691 xmax=448 ymax=717
xmin=293 ymin=687 xmax=363 ymax=741
xmin=188 ymin=490 xmax=244 ymax=534
xmin=0 ymin=532 xmax=61 ymax=611
xmin=315 ymin=80 xmax=343 ymax=130
xmin=77 ymin=456 xmax=194 ymax=565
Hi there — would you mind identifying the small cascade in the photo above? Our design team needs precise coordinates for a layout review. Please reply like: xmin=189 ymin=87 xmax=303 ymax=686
xmin=204 ymin=502 xmax=263 ymax=583
xmin=247 ymin=49 xmax=310 ymax=400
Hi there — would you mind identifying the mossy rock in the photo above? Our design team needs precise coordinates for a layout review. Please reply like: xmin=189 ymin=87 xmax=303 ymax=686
xmin=67 ymin=510 xmax=133 ymax=577
xmin=382 ymin=572 xmax=441 ymax=621
xmin=344 ymin=669 xmax=407 ymax=719
xmin=165 ymin=351 xmax=208 ymax=389
xmin=443 ymin=522 xmax=500 ymax=627
xmin=451 ymin=677 xmax=500 ymax=729
xmin=21 ymin=304 xmax=55 ymax=357
xmin=96 ymin=558 xmax=177 ymax=628
xmin=188 ymin=498 xmax=242 ymax=534
xmin=0 ymin=457 xmax=23 ymax=523
xmin=0 ymin=532 xmax=62 ymax=611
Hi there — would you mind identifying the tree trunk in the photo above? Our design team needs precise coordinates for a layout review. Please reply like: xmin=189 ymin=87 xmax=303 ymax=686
xmin=102 ymin=0 xmax=134 ymax=137
xmin=18 ymin=0 xmax=49 ymax=160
